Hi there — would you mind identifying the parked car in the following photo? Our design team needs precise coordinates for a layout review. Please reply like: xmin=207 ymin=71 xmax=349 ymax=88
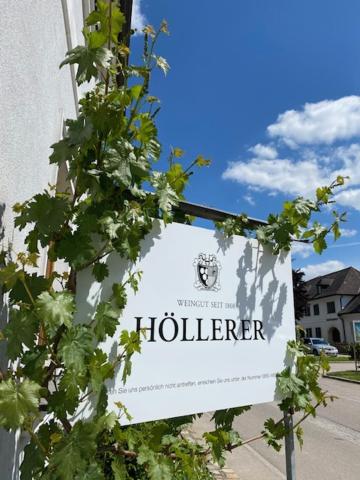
xmin=303 ymin=337 xmax=339 ymax=356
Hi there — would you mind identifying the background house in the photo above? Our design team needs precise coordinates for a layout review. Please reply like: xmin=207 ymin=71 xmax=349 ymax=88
xmin=300 ymin=266 xmax=360 ymax=344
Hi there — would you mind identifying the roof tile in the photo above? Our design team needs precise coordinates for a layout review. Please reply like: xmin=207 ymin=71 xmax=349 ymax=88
xmin=305 ymin=267 xmax=360 ymax=299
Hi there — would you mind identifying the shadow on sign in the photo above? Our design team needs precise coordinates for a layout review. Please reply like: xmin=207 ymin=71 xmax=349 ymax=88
xmin=234 ymin=240 xmax=288 ymax=343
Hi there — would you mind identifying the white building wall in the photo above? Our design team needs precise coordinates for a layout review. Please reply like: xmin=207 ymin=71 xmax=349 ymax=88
xmin=0 ymin=0 xmax=85 ymax=253
xmin=300 ymin=295 xmax=346 ymax=342
xmin=0 ymin=2 xmax=87 ymax=478
xmin=341 ymin=313 xmax=360 ymax=343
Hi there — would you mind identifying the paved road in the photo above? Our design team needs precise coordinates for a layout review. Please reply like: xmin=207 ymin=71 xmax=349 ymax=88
xmin=193 ymin=362 xmax=360 ymax=480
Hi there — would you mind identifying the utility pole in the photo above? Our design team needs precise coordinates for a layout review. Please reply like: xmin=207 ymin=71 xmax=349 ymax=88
xmin=284 ymin=410 xmax=296 ymax=480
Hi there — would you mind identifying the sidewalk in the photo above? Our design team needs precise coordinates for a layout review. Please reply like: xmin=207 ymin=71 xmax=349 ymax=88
xmin=191 ymin=360 xmax=359 ymax=480
xmin=191 ymin=413 xmax=285 ymax=480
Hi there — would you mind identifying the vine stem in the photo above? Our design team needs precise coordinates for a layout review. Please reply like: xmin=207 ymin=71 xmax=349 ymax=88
xmin=26 ymin=424 xmax=47 ymax=456
xmin=225 ymin=398 xmax=327 ymax=452
xmin=124 ymin=29 xmax=164 ymax=136
xmin=77 ymin=243 xmax=112 ymax=271
xmin=99 ymin=445 xmax=178 ymax=460
xmin=104 ymin=0 xmax=112 ymax=96
xmin=21 ymin=276 xmax=35 ymax=306
xmin=21 ymin=275 xmax=52 ymax=349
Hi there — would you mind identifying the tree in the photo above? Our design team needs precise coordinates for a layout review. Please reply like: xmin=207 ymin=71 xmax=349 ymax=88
xmin=292 ymin=269 xmax=309 ymax=322
xmin=0 ymin=2 xmax=343 ymax=478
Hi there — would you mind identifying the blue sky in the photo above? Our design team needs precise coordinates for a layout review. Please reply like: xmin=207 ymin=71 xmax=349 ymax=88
xmin=131 ymin=0 xmax=360 ymax=279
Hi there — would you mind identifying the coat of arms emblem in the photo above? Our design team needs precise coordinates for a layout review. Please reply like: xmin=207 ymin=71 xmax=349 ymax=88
xmin=193 ymin=253 xmax=221 ymax=291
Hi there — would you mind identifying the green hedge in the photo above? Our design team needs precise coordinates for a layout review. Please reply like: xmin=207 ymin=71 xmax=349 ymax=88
xmin=334 ymin=342 xmax=360 ymax=359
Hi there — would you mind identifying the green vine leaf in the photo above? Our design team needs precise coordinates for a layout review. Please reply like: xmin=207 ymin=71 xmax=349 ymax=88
xmin=92 ymin=263 xmax=109 ymax=282
xmin=22 ymin=347 xmax=48 ymax=384
xmin=137 ymin=445 xmax=172 ymax=480
xmin=36 ymin=291 xmax=75 ymax=337
xmin=166 ymin=163 xmax=188 ymax=196
xmin=4 ymin=309 xmax=39 ymax=360
xmin=0 ymin=262 xmax=23 ymax=290
xmin=277 ymin=367 xmax=305 ymax=398
xmin=195 ymin=155 xmax=211 ymax=167
xmin=0 ymin=379 xmax=41 ymax=430
xmin=111 ymin=458 xmax=128 ymax=480
xmin=14 ymin=192 xmax=70 ymax=249
xmin=60 ymin=45 xmax=113 ymax=84
xmin=120 ymin=330 xmax=142 ymax=383
xmin=89 ymin=349 xmax=114 ymax=392
xmin=49 ymin=137 xmax=75 ymax=165
xmin=20 ymin=422 xmax=59 ymax=479
xmin=154 ymin=55 xmax=170 ymax=75
xmin=10 ymin=273 xmax=50 ymax=304
xmin=55 ymin=230 xmax=97 ymax=268
xmin=47 ymin=421 xmax=98 ymax=480
xmin=58 ymin=325 xmax=93 ymax=374
xmin=94 ymin=301 xmax=120 ymax=342
xmin=151 ymin=172 xmax=179 ymax=219
xmin=112 ymin=283 xmax=127 ymax=309
xmin=86 ymin=0 xmax=125 ymax=47
xmin=295 ymin=425 xmax=304 ymax=449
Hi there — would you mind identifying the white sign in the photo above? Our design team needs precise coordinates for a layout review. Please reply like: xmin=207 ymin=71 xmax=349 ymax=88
xmin=353 ymin=321 xmax=360 ymax=343
xmin=77 ymin=221 xmax=295 ymax=424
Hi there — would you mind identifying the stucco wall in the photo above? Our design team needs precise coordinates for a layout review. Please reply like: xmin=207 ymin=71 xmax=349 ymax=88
xmin=0 ymin=1 xmax=85 ymax=477
xmin=300 ymin=295 xmax=347 ymax=342
xmin=342 ymin=313 xmax=360 ymax=343
xmin=0 ymin=1 xmax=80 ymax=254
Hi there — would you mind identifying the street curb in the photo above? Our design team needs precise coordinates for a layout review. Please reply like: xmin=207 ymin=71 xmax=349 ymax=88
xmin=323 ymin=374 xmax=360 ymax=385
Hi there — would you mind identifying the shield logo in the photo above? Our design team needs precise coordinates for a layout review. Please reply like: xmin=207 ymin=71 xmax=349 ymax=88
xmin=197 ymin=264 xmax=218 ymax=289
xmin=193 ymin=253 xmax=221 ymax=291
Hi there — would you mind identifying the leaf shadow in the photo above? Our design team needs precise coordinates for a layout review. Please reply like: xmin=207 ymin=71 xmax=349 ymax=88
xmin=232 ymin=240 xmax=288 ymax=343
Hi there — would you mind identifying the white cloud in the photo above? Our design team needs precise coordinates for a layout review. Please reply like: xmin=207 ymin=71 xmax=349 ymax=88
xmin=302 ymin=260 xmax=347 ymax=280
xmin=249 ymin=143 xmax=277 ymax=159
xmin=131 ymin=0 xmax=147 ymax=33
xmin=292 ymin=231 xmax=358 ymax=259
xmin=223 ymin=140 xmax=360 ymax=208
xmin=268 ymin=96 xmax=360 ymax=146
xmin=248 ymin=185 xmax=263 ymax=193
xmin=330 ymin=241 xmax=360 ymax=249
xmin=223 ymin=96 xmax=360 ymax=212
xmin=243 ymin=194 xmax=255 ymax=206
xmin=331 ymin=144 xmax=360 ymax=185
xmin=223 ymin=157 xmax=327 ymax=197
xmin=340 ymin=228 xmax=357 ymax=238
xmin=334 ymin=188 xmax=360 ymax=211
xmin=291 ymin=242 xmax=313 ymax=259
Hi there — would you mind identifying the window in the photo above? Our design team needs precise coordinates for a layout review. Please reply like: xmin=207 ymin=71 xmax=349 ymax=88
xmin=317 ymin=283 xmax=329 ymax=295
xmin=304 ymin=338 xmax=310 ymax=345
xmin=315 ymin=327 xmax=322 ymax=338
xmin=313 ymin=304 xmax=320 ymax=316
xmin=327 ymin=301 xmax=336 ymax=314
xmin=306 ymin=328 xmax=312 ymax=337
xmin=304 ymin=304 xmax=310 ymax=316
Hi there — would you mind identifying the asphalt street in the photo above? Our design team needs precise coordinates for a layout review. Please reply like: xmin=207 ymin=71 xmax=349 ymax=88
xmin=193 ymin=361 xmax=360 ymax=480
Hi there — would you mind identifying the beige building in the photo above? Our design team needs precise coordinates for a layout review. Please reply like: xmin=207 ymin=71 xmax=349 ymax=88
xmin=300 ymin=267 xmax=360 ymax=344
